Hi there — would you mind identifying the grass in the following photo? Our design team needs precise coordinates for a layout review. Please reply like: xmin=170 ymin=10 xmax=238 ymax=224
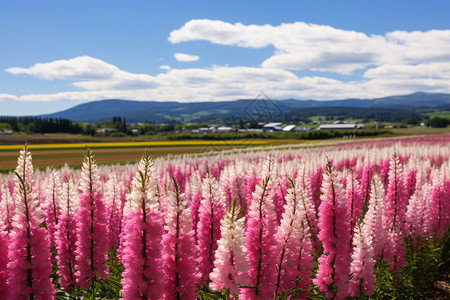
xmin=423 ymin=110 xmax=450 ymax=118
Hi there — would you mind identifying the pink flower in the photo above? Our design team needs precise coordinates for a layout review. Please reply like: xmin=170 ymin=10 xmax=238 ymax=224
xmin=346 ymin=172 xmax=363 ymax=243
xmin=197 ymin=172 xmax=226 ymax=282
xmin=121 ymin=150 xmax=165 ymax=299
xmin=430 ymin=177 xmax=449 ymax=237
xmin=162 ymin=179 xmax=199 ymax=299
xmin=74 ymin=149 xmax=109 ymax=288
xmin=295 ymin=166 xmax=320 ymax=252
xmin=55 ymin=177 xmax=78 ymax=290
xmin=275 ymin=179 xmax=313 ymax=297
xmin=7 ymin=146 xmax=55 ymax=299
xmin=313 ymin=161 xmax=350 ymax=299
xmin=0 ymin=211 xmax=9 ymax=296
xmin=383 ymin=154 xmax=407 ymax=271
xmin=349 ymin=222 xmax=375 ymax=297
xmin=104 ymin=174 xmax=124 ymax=251
xmin=364 ymin=174 xmax=386 ymax=259
xmin=42 ymin=168 xmax=61 ymax=249
xmin=241 ymin=176 xmax=278 ymax=299
xmin=209 ymin=199 xmax=248 ymax=296
xmin=0 ymin=182 xmax=14 ymax=234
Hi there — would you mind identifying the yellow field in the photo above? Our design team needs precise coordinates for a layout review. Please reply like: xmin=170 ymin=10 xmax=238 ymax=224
xmin=0 ymin=139 xmax=273 ymax=151
xmin=0 ymin=139 xmax=307 ymax=171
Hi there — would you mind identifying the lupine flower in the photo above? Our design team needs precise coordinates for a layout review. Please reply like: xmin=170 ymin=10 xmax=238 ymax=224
xmin=197 ymin=172 xmax=226 ymax=282
xmin=430 ymin=176 xmax=449 ymax=237
xmin=359 ymin=155 xmax=375 ymax=206
xmin=346 ymin=172 xmax=363 ymax=243
xmin=0 ymin=208 xmax=9 ymax=296
xmin=7 ymin=146 xmax=55 ymax=299
xmin=104 ymin=173 xmax=123 ymax=250
xmin=275 ymin=179 xmax=305 ymax=295
xmin=162 ymin=179 xmax=199 ymax=299
xmin=0 ymin=182 xmax=14 ymax=234
xmin=241 ymin=176 xmax=278 ymax=299
xmin=313 ymin=161 xmax=350 ymax=300
xmin=209 ymin=199 xmax=248 ymax=297
xmin=296 ymin=166 xmax=320 ymax=252
xmin=42 ymin=168 xmax=61 ymax=249
xmin=293 ymin=211 xmax=314 ymax=300
xmin=55 ymin=177 xmax=78 ymax=290
xmin=349 ymin=222 xmax=375 ymax=297
xmin=383 ymin=154 xmax=407 ymax=271
xmin=121 ymin=150 xmax=165 ymax=299
xmin=364 ymin=174 xmax=386 ymax=259
xmin=74 ymin=148 xmax=109 ymax=288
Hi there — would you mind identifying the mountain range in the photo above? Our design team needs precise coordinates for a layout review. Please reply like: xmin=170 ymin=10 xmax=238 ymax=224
xmin=41 ymin=92 xmax=450 ymax=123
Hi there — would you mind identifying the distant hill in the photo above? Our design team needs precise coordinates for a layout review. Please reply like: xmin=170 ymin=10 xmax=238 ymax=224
xmin=41 ymin=92 xmax=450 ymax=123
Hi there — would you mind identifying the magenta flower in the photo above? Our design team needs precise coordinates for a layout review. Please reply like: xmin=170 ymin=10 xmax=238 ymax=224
xmin=349 ymin=222 xmax=375 ymax=297
xmin=364 ymin=174 xmax=386 ymax=259
xmin=74 ymin=148 xmax=109 ymax=288
xmin=55 ymin=177 xmax=78 ymax=290
xmin=104 ymin=174 xmax=123 ymax=251
xmin=275 ymin=179 xmax=312 ymax=296
xmin=7 ymin=146 xmax=55 ymax=299
xmin=430 ymin=177 xmax=449 ymax=237
xmin=241 ymin=176 xmax=278 ymax=299
xmin=121 ymin=150 xmax=165 ymax=299
xmin=197 ymin=172 xmax=226 ymax=282
xmin=346 ymin=172 xmax=363 ymax=242
xmin=42 ymin=168 xmax=61 ymax=249
xmin=0 ymin=209 xmax=9 ymax=296
xmin=0 ymin=182 xmax=14 ymax=234
xmin=313 ymin=161 xmax=350 ymax=299
xmin=209 ymin=199 xmax=248 ymax=297
xmin=295 ymin=166 xmax=320 ymax=252
xmin=383 ymin=154 xmax=407 ymax=271
xmin=162 ymin=179 xmax=199 ymax=299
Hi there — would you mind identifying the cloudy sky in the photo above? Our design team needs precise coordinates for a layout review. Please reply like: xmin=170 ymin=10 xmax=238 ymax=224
xmin=1 ymin=0 xmax=450 ymax=115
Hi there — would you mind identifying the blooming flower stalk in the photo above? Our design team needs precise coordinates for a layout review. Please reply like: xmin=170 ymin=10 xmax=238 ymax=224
xmin=349 ymin=221 xmax=376 ymax=297
xmin=7 ymin=146 xmax=55 ymax=299
xmin=197 ymin=172 xmax=226 ymax=282
xmin=364 ymin=174 xmax=386 ymax=259
xmin=55 ymin=177 xmax=78 ymax=290
xmin=241 ymin=176 xmax=278 ymax=299
xmin=162 ymin=179 xmax=199 ymax=299
xmin=104 ymin=173 xmax=123 ymax=250
xmin=0 ymin=182 xmax=14 ymax=234
xmin=275 ymin=179 xmax=304 ymax=295
xmin=383 ymin=154 xmax=407 ymax=271
xmin=42 ymin=168 xmax=61 ymax=249
xmin=0 ymin=207 xmax=9 ymax=296
xmin=121 ymin=150 xmax=165 ymax=299
xmin=313 ymin=161 xmax=351 ymax=300
xmin=74 ymin=148 xmax=109 ymax=288
xmin=209 ymin=198 xmax=248 ymax=297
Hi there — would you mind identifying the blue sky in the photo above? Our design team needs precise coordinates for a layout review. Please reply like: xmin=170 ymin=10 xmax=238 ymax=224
xmin=1 ymin=0 xmax=450 ymax=115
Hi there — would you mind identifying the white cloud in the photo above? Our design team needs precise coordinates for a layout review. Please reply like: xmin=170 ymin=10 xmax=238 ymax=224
xmin=169 ymin=19 xmax=450 ymax=74
xmin=6 ymin=56 xmax=118 ymax=80
xmin=0 ymin=94 xmax=19 ymax=101
xmin=5 ymin=20 xmax=450 ymax=105
xmin=174 ymin=53 xmax=200 ymax=62
xmin=6 ymin=56 xmax=158 ymax=91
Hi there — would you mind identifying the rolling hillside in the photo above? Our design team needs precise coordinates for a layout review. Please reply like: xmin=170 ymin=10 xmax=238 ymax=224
xmin=41 ymin=92 xmax=450 ymax=123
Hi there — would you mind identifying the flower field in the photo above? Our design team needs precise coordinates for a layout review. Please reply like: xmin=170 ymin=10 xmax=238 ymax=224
xmin=0 ymin=135 xmax=449 ymax=299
